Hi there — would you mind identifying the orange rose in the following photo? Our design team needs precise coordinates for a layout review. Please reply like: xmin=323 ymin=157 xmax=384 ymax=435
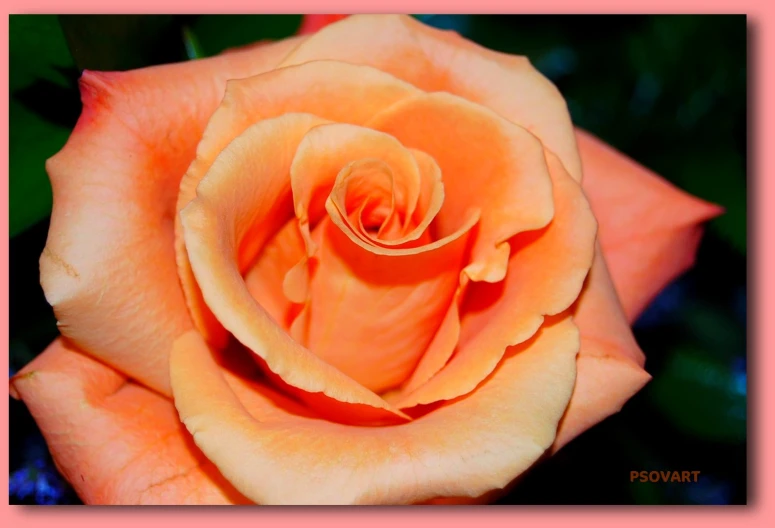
xmin=10 ymin=15 xmax=720 ymax=505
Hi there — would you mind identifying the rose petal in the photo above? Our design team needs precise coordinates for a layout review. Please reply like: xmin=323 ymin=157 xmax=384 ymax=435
xmin=175 ymin=60 xmax=422 ymax=346
xmin=385 ymin=275 xmax=469 ymax=402
xmin=552 ymin=246 xmax=651 ymax=450
xmin=10 ymin=339 xmax=249 ymax=505
xmin=303 ymin=213 xmax=477 ymax=393
xmin=41 ymin=38 xmax=303 ymax=395
xmin=289 ymin=123 xmax=426 ymax=259
xmin=180 ymin=113 xmax=410 ymax=423
xmin=281 ymin=14 xmax=581 ymax=182
xmin=553 ymin=354 xmax=651 ymax=453
xmin=244 ymin=217 xmax=306 ymax=331
xmin=574 ymin=244 xmax=647 ymax=366
xmin=275 ymin=122 xmax=477 ymax=392
xmin=577 ymin=129 xmax=723 ymax=322
xmin=394 ymin=150 xmax=595 ymax=408
xmin=170 ymin=315 xmax=579 ymax=505
xmin=367 ymin=91 xmax=555 ymax=283
xmin=297 ymin=14 xmax=349 ymax=35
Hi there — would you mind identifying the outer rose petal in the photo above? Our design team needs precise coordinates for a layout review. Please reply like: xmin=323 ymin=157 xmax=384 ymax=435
xmin=297 ymin=14 xmax=349 ymax=35
xmin=170 ymin=316 xmax=580 ymax=505
xmin=40 ymin=37 xmax=304 ymax=395
xmin=281 ymin=15 xmax=582 ymax=183
xmin=552 ymin=246 xmax=651 ymax=451
xmin=577 ymin=129 xmax=723 ymax=322
xmin=9 ymin=339 xmax=249 ymax=505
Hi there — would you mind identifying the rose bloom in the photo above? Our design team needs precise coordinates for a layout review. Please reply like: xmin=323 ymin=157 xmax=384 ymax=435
xmin=10 ymin=15 xmax=720 ymax=505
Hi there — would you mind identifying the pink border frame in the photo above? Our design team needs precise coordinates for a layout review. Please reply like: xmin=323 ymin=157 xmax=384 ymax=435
xmin=2 ymin=2 xmax=768 ymax=526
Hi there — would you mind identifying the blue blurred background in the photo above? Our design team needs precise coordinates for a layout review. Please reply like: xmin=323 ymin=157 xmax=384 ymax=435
xmin=8 ymin=15 xmax=747 ymax=505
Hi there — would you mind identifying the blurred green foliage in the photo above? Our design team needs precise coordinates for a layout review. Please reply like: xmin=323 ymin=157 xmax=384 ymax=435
xmin=9 ymin=15 xmax=73 ymax=92
xmin=651 ymin=345 xmax=746 ymax=443
xmin=59 ymin=15 xmax=184 ymax=71
xmin=8 ymin=100 xmax=69 ymax=238
xmin=9 ymin=15 xmax=746 ymax=506
xmin=189 ymin=15 xmax=302 ymax=56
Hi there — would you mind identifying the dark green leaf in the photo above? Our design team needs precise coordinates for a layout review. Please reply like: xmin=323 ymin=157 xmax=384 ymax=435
xmin=9 ymin=99 xmax=71 ymax=237
xmin=59 ymin=15 xmax=186 ymax=71
xmin=10 ymin=15 xmax=75 ymax=92
xmin=650 ymin=346 xmax=746 ymax=443
xmin=189 ymin=15 xmax=302 ymax=57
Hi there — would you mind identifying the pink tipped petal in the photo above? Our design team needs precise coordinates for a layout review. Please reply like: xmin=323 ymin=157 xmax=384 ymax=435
xmin=10 ymin=339 xmax=249 ymax=505
xmin=553 ymin=353 xmax=651 ymax=452
xmin=577 ymin=129 xmax=723 ymax=322
xmin=41 ymin=38 xmax=303 ymax=395
xmin=552 ymin=246 xmax=651 ymax=451
xmin=573 ymin=244 xmax=647 ymax=366
xmin=297 ymin=14 xmax=349 ymax=35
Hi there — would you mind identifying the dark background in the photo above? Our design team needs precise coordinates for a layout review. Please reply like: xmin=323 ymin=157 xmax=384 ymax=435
xmin=8 ymin=15 xmax=747 ymax=505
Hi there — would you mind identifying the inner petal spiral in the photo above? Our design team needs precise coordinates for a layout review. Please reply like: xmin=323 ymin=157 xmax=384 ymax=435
xmin=285 ymin=123 xmax=478 ymax=393
xmin=180 ymin=113 xmax=412 ymax=424
xmin=331 ymin=158 xmax=405 ymax=242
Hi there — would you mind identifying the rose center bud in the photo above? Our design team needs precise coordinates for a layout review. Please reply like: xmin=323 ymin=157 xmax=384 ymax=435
xmin=331 ymin=158 xmax=414 ymax=244
xmin=284 ymin=123 xmax=476 ymax=395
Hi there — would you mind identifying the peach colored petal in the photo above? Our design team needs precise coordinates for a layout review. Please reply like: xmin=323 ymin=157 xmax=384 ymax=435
xmin=378 ymin=149 xmax=466 ymax=396
xmin=170 ymin=316 xmax=579 ymax=505
xmin=281 ymin=15 xmax=581 ymax=182
xmin=244 ymin=217 xmax=306 ymax=331
xmin=553 ymin=354 xmax=651 ymax=452
xmin=368 ymin=91 xmax=555 ymax=283
xmin=386 ymin=275 xmax=469 ymax=401
xmin=573 ymin=244 xmax=646 ymax=366
xmin=180 ymin=113 xmax=409 ymax=423
xmin=289 ymin=123 xmax=424 ymax=257
xmin=406 ymin=149 xmax=446 ymax=242
xmin=175 ymin=60 xmax=422 ymax=346
xmin=334 ymin=149 xmax=443 ymax=248
xmin=552 ymin=244 xmax=651 ymax=451
xmin=41 ymin=38 xmax=303 ymax=395
xmin=297 ymin=14 xmax=349 ymax=35
xmin=577 ymin=129 xmax=723 ymax=322
xmin=10 ymin=339 xmax=248 ymax=505
xmin=328 ymin=158 xmax=428 ymax=246
xmin=302 ymin=213 xmax=476 ymax=393
xmin=394 ymin=150 xmax=596 ymax=408
xmin=286 ymin=124 xmax=476 ymax=392
xmin=552 ymin=246 xmax=651 ymax=451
